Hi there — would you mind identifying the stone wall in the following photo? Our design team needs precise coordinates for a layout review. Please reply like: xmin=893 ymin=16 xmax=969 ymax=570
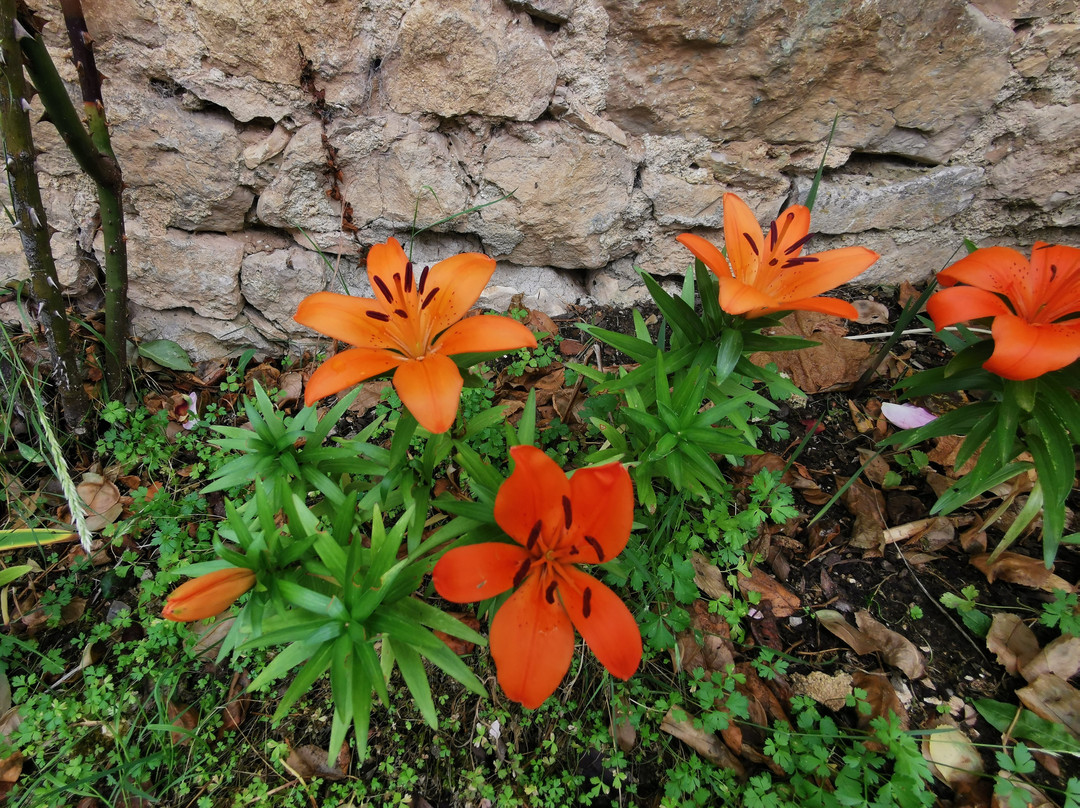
xmin=2 ymin=0 xmax=1078 ymax=358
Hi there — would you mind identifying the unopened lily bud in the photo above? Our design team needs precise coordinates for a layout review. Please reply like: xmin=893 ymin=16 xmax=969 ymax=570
xmin=162 ymin=567 xmax=255 ymax=622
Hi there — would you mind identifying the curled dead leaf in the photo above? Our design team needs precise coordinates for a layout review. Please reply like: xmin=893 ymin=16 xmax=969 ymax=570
xmin=611 ymin=699 xmax=637 ymax=753
xmin=284 ymin=743 xmax=350 ymax=781
xmin=1016 ymin=674 xmax=1080 ymax=740
xmin=735 ymin=567 xmax=800 ymax=618
xmin=660 ymin=706 xmax=746 ymax=778
xmin=76 ymin=474 xmax=122 ymax=532
xmin=433 ymin=612 xmax=482 ymax=656
xmin=922 ymin=718 xmax=984 ymax=789
xmin=852 ymin=671 xmax=908 ymax=733
xmin=690 ymin=552 xmax=732 ymax=600
xmin=816 ymin=609 xmax=879 ymax=656
xmin=855 ymin=610 xmax=927 ymax=680
xmin=970 ymin=552 xmax=1074 ymax=594
xmin=1020 ymin=635 xmax=1080 ymax=685
xmin=986 ymin=613 xmax=1040 ymax=676
xmin=167 ymin=701 xmax=198 ymax=746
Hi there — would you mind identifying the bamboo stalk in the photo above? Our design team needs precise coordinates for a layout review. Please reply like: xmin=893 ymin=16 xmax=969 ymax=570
xmin=0 ymin=0 xmax=89 ymax=431
xmin=17 ymin=0 xmax=128 ymax=396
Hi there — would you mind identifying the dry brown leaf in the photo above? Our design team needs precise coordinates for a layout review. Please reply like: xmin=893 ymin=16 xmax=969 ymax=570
xmin=736 ymin=567 xmax=800 ymax=617
xmin=276 ymin=371 xmax=304 ymax=406
xmin=611 ymin=700 xmax=637 ymax=753
xmin=284 ymin=744 xmax=350 ymax=781
xmin=849 ymin=401 xmax=877 ymax=434
xmin=857 ymin=447 xmax=892 ymax=485
xmin=222 ymin=672 xmax=252 ymax=733
xmin=76 ymin=474 xmax=122 ymax=532
xmin=790 ymin=671 xmax=853 ymax=711
xmin=928 ymin=435 xmax=979 ymax=478
xmin=736 ymin=663 xmax=790 ymax=727
xmin=523 ymin=308 xmax=558 ymax=336
xmin=897 ymin=282 xmax=922 ymax=310
xmin=672 ymin=600 xmax=735 ymax=675
xmin=838 ymin=477 xmax=887 ymax=552
xmin=1016 ymin=674 xmax=1080 ymax=739
xmin=816 ymin=609 xmax=879 ymax=656
xmin=660 ymin=706 xmax=746 ymax=778
xmin=346 ymin=379 xmax=393 ymax=415
xmin=991 ymin=773 xmax=1052 ymax=808
xmin=855 ymin=610 xmax=927 ymax=679
xmin=986 ymin=613 xmax=1040 ymax=676
xmin=922 ymin=718 xmax=985 ymax=789
xmin=750 ymin=311 xmax=872 ymax=393
xmin=0 ymin=751 xmax=23 ymax=798
xmin=690 ymin=552 xmax=731 ymax=600
xmin=970 ymin=552 xmax=1074 ymax=593
xmin=852 ymin=671 xmax=908 ymax=732
xmin=167 ymin=701 xmax=198 ymax=746
xmin=558 ymin=338 xmax=586 ymax=357
xmin=1020 ymin=635 xmax=1080 ymax=683
xmin=191 ymin=617 xmax=236 ymax=660
xmin=433 ymin=612 xmax=482 ymax=656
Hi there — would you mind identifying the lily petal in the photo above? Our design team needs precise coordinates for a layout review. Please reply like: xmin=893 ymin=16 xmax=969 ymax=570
xmin=764 ymin=246 xmax=879 ymax=302
xmin=716 ymin=276 xmax=780 ymax=316
xmin=163 ymin=568 xmax=255 ymax=622
xmin=723 ymin=193 xmax=766 ymax=285
xmin=432 ymin=542 xmax=532 ymax=603
xmin=294 ymin=291 xmax=398 ymax=350
xmin=366 ymin=237 xmax=410 ymax=304
xmin=424 ymin=252 xmax=498 ymax=334
xmin=926 ymin=286 xmax=1012 ymax=330
xmin=936 ymin=246 xmax=1030 ymax=295
xmin=753 ymin=295 xmax=859 ymax=320
xmin=881 ymin=402 xmax=938 ymax=430
xmin=490 ymin=570 xmax=575 ymax=709
xmin=433 ymin=314 xmax=537 ymax=357
xmin=565 ymin=462 xmax=634 ymax=563
xmin=494 ymin=445 xmax=570 ymax=548
xmin=558 ymin=566 xmax=642 ymax=680
xmin=1029 ymin=242 xmax=1080 ymax=322
xmin=676 ymin=232 xmax=733 ymax=280
xmin=763 ymin=204 xmax=812 ymax=260
xmin=985 ymin=313 xmax=1080 ymax=380
xmin=392 ymin=353 xmax=463 ymax=434
xmin=304 ymin=347 xmax=403 ymax=406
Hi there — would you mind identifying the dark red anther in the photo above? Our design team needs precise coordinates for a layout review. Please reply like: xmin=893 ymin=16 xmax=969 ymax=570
xmin=527 ymin=521 xmax=542 ymax=550
xmin=513 ymin=559 xmax=532 ymax=588
xmin=373 ymin=276 xmax=394 ymax=303
xmin=583 ymin=535 xmax=604 ymax=561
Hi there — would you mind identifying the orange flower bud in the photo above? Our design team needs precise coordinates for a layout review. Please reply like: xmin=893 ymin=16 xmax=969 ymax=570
xmin=162 ymin=567 xmax=255 ymax=622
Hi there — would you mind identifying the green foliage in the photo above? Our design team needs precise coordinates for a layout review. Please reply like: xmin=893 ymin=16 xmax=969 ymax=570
xmin=761 ymin=695 xmax=935 ymax=808
xmin=940 ymin=584 xmax=992 ymax=637
xmin=1040 ymin=588 xmax=1080 ymax=636
xmin=890 ymin=335 xmax=1079 ymax=565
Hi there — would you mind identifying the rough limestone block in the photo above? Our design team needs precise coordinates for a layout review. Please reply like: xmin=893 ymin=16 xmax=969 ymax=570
xmin=384 ymin=0 xmax=558 ymax=121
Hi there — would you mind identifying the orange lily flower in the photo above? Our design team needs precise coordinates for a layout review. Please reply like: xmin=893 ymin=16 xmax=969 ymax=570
xmin=432 ymin=445 xmax=642 ymax=709
xmin=295 ymin=237 xmax=537 ymax=434
xmin=926 ymin=242 xmax=1080 ymax=380
xmin=162 ymin=567 xmax=256 ymax=622
xmin=676 ymin=193 xmax=879 ymax=319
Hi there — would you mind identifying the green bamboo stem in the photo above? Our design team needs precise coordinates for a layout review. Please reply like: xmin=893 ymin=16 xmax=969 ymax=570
xmin=17 ymin=1 xmax=127 ymax=395
xmin=0 ymin=0 xmax=89 ymax=431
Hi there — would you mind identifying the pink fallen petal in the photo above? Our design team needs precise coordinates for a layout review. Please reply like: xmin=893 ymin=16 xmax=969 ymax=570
xmin=881 ymin=402 xmax=937 ymax=430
